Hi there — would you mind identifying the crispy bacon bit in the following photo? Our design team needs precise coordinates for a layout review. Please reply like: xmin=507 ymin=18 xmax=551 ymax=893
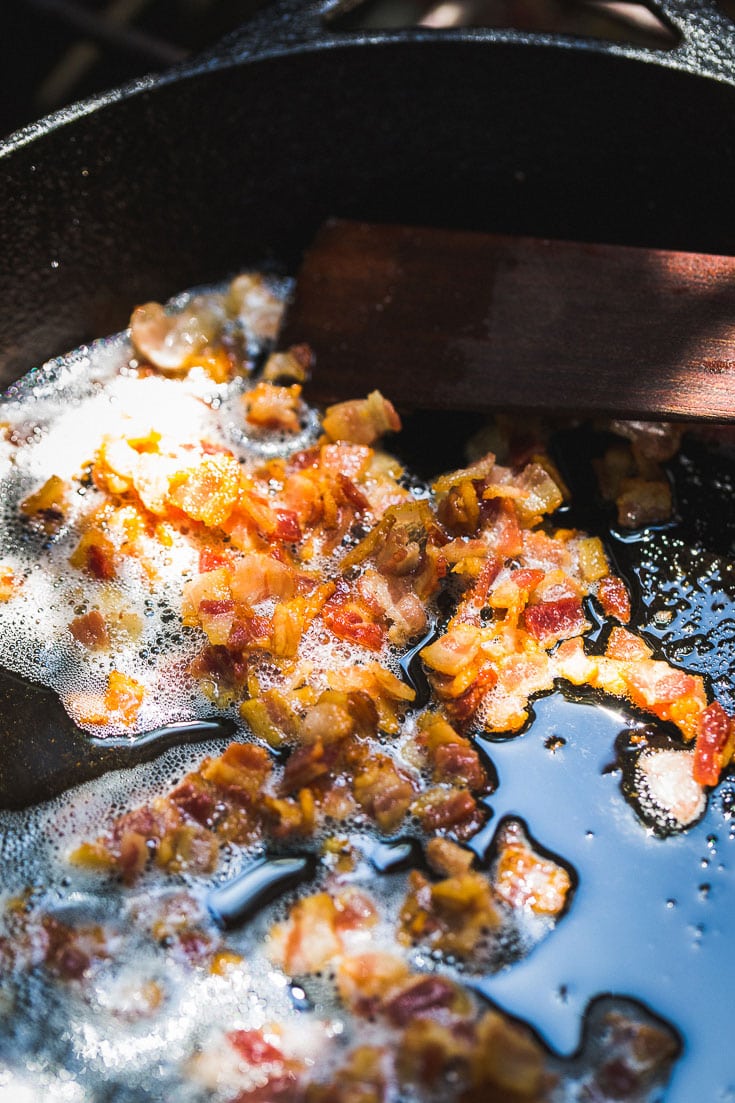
xmin=385 ymin=975 xmax=460 ymax=1026
xmin=511 ymin=462 xmax=563 ymax=527
xmin=198 ymin=598 xmax=237 ymax=646
xmin=168 ymin=452 xmax=241 ymax=528
xmin=411 ymin=787 xmax=487 ymax=841
xmin=492 ymin=820 xmax=571 ymax=917
xmin=0 ymin=565 xmax=15 ymax=602
xmin=104 ymin=669 xmax=145 ymax=725
xmin=577 ymin=536 xmax=609 ymax=583
xmin=522 ymin=596 xmax=588 ymax=646
xmin=399 ymin=868 xmax=500 ymax=958
xmin=421 ymin=625 xmax=481 ymax=677
xmin=273 ymin=509 xmax=302 ymax=543
xmin=621 ymin=661 xmax=707 ymax=741
xmin=199 ymin=546 xmax=236 ymax=573
xmin=226 ymin=272 xmax=285 ymax=340
xmin=438 ymin=479 xmax=481 ymax=535
xmin=130 ymin=299 xmax=220 ymax=372
xmin=169 ymin=780 xmax=217 ymax=826
xmin=605 ymin=627 xmax=652 ymax=662
xmin=353 ymin=756 xmax=416 ymax=833
xmin=262 ymin=343 xmax=313 ymax=384
xmin=20 ymin=474 xmax=68 ymax=522
xmin=444 ymin=662 xmax=499 ymax=726
xmin=616 ymin=477 xmax=673 ymax=529
xmin=693 ymin=701 xmax=735 ymax=786
xmin=70 ymin=528 xmax=117 ymax=580
xmin=269 ymin=892 xmax=360 ymax=975
xmin=40 ymin=915 xmax=109 ymax=981
xmin=243 ymin=381 xmax=303 ymax=433
xmin=425 ymin=837 xmax=475 ymax=878
xmin=322 ymin=598 xmax=385 ymax=652
xmin=418 ymin=714 xmax=488 ymax=791
xmin=471 ymin=1010 xmax=549 ymax=1097
xmin=69 ymin=610 xmax=110 ymax=651
xmin=598 ymin=575 xmax=631 ymax=623
xmin=336 ymin=952 xmax=412 ymax=1017
xmin=228 ymin=1029 xmax=286 ymax=1066
xmin=322 ymin=391 xmax=401 ymax=446
xmin=201 ymin=742 xmax=272 ymax=805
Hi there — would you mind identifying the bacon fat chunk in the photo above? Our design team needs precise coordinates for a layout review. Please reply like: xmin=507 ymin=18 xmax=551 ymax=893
xmin=693 ymin=701 xmax=735 ymax=786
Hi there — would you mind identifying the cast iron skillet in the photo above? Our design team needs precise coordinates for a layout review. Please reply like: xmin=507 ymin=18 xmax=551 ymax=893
xmin=1 ymin=3 xmax=735 ymax=1100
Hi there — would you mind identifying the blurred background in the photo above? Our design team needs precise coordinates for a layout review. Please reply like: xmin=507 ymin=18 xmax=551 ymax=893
xmin=1 ymin=0 xmax=733 ymax=139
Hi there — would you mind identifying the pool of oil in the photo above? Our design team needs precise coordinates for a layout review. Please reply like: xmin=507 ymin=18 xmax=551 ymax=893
xmin=473 ymin=693 xmax=735 ymax=1103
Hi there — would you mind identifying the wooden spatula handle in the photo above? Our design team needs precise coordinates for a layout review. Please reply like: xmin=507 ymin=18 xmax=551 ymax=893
xmin=279 ymin=220 xmax=735 ymax=421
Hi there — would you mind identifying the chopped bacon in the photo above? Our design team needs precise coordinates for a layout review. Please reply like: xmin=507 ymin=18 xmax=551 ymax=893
xmin=130 ymin=299 xmax=219 ymax=372
xmin=338 ymin=473 xmax=371 ymax=512
xmin=269 ymin=892 xmax=344 ymax=975
xmin=481 ymin=498 xmax=523 ymax=557
xmin=419 ymin=714 xmax=489 ymax=790
xmin=472 ymin=1010 xmax=548 ymax=1096
xmin=621 ymin=661 xmax=707 ymax=740
xmin=262 ymin=343 xmax=313 ymax=384
xmin=70 ymin=529 xmax=118 ymax=580
xmin=198 ymin=598 xmax=237 ymax=646
xmin=105 ymin=670 xmax=145 ymax=725
xmin=445 ymin=662 xmax=499 ymax=726
xmin=336 ymin=952 xmax=412 ymax=1018
xmin=280 ymin=740 xmax=335 ymax=793
xmin=616 ymin=476 xmax=672 ymax=529
xmin=168 ymin=452 xmax=241 ymax=528
xmin=322 ymin=599 xmax=385 ymax=652
xmin=20 ymin=474 xmax=68 ymax=522
xmin=69 ymin=610 xmax=109 ymax=651
xmin=228 ymin=1029 xmax=286 ymax=1066
xmin=385 ymin=975 xmax=459 ymax=1026
xmin=399 ymin=868 xmax=500 ymax=958
xmin=492 ymin=820 xmax=571 ymax=916
xmin=693 ymin=701 xmax=735 ymax=786
xmin=353 ymin=755 xmax=416 ymax=833
xmin=605 ymin=627 xmax=652 ymax=662
xmin=358 ymin=569 xmax=427 ymax=646
xmin=437 ymin=479 xmax=480 ymax=536
xmin=242 ymin=381 xmax=303 ymax=433
xmin=199 ymin=546 xmax=236 ymax=573
xmin=522 ymin=596 xmax=587 ymax=645
xmin=322 ymin=391 xmax=401 ymax=446
xmin=577 ymin=536 xmax=609 ymax=583
xmin=201 ymin=742 xmax=272 ymax=805
xmin=169 ymin=780 xmax=217 ymax=826
xmin=421 ymin=625 xmax=481 ymax=677
xmin=411 ymin=787 xmax=487 ymax=841
xmin=273 ymin=509 xmax=302 ymax=543
xmin=230 ymin=553 xmax=297 ymax=605
xmin=598 ymin=575 xmax=632 ymax=623
xmin=511 ymin=462 xmax=563 ymax=527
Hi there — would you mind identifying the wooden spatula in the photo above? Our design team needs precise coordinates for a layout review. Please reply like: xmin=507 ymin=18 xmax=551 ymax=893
xmin=278 ymin=219 xmax=735 ymax=421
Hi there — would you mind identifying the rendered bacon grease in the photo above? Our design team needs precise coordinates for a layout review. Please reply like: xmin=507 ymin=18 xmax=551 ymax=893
xmin=0 ymin=272 xmax=733 ymax=1102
